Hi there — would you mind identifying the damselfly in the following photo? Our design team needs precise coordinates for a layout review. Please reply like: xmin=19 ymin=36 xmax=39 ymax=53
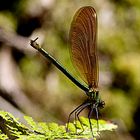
xmin=30 ymin=6 xmax=105 ymax=137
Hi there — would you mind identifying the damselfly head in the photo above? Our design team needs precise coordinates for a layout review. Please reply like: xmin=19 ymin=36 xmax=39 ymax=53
xmin=98 ymin=100 xmax=105 ymax=109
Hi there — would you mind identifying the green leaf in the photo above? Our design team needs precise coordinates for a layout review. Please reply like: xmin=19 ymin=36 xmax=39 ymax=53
xmin=0 ymin=111 xmax=117 ymax=139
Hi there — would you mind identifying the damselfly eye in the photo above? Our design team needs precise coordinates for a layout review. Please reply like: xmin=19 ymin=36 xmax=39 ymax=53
xmin=99 ymin=101 xmax=105 ymax=109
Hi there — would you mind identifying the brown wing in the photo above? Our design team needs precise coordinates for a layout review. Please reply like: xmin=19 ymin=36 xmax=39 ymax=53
xmin=69 ymin=6 xmax=98 ymax=89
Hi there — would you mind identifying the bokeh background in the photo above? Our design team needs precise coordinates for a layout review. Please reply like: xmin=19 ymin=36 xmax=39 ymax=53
xmin=0 ymin=0 xmax=140 ymax=139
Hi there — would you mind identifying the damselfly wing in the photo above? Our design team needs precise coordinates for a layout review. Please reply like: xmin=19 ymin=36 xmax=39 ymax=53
xmin=70 ymin=6 xmax=98 ymax=90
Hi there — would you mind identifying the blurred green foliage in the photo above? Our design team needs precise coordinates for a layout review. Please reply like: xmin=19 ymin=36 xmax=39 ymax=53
xmin=0 ymin=0 xmax=140 ymax=139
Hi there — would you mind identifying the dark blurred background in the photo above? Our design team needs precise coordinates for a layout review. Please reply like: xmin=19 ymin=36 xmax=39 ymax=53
xmin=0 ymin=0 xmax=140 ymax=139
